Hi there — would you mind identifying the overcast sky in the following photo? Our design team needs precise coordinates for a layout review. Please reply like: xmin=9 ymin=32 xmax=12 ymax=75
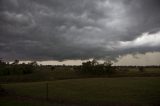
xmin=0 ymin=0 xmax=160 ymax=65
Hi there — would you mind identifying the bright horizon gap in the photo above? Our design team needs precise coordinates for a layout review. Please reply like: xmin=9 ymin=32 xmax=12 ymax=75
xmin=8 ymin=52 xmax=160 ymax=66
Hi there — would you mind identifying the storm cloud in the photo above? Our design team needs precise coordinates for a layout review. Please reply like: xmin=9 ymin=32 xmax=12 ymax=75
xmin=0 ymin=0 xmax=160 ymax=61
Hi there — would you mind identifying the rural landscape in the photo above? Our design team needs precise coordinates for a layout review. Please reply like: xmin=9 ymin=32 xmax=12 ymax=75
xmin=0 ymin=59 xmax=160 ymax=106
xmin=1 ymin=0 xmax=160 ymax=106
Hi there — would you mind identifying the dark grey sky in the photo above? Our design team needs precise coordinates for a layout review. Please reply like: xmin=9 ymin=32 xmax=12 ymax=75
xmin=0 ymin=0 xmax=160 ymax=61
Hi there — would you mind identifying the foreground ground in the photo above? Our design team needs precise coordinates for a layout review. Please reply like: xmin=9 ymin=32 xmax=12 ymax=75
xmin=1 ymin=77 xmax=160 ymax=106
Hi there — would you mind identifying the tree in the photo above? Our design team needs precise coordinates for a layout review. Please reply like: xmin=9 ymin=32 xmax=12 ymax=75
xmin=91 ymin=59 xmax=99 ymax=66
xmin=12 ymin=59 xmax=19 ymax=65
xmin=104 ymin=60 xmax=113 ymax=67
xmin=103 ymin=60 xmax=115 ymax=74
xmin=81 ymin=59 xmax=115 ymax=75
xmin=29 ymin=61 xmax=38 ymax=66
xmin=0 ymin=58 xmax=6 ymax=65
xmin=81 ymin=61 xmax=92 ymax=73
xmin=21 ymin=61 xmax=37 ymax=74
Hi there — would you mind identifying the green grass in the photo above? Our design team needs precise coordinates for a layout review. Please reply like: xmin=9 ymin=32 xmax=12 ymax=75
xmin=1 ymin=77 xmax=160 ymax=105
xmin=0 ymin=70 xmax=80 ymax=83
xmin=0 ymin=67 xmax=160 ymax=83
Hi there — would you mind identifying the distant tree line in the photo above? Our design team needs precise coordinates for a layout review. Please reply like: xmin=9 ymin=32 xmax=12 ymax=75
xmin=1 ymin=58 xmax=160 ymax=76
xmin=0 ymin=59 xmax=37 ymax=76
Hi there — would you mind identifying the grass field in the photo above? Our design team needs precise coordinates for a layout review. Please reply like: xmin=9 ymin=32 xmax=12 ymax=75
xmin=1 ymin=77 xmax=160 ymax=106
xmin=0 ymin=67 xmax=160 ymax=83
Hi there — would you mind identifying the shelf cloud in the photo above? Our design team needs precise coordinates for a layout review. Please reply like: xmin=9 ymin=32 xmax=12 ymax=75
xmin=0 ymin=0 xmax=160 ymax=61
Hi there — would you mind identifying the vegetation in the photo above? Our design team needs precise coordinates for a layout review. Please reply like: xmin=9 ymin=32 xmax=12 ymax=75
xmin=81 ymin=59 xmax=115 ymax=75
xmin=1 ymin=77 xmax=160 ymax=106
xmin=0 ymin=59 xmax=160 ymax=83
xmin=0 ymin=58 xmax=160 ymax=105
xmin=138 ymin=66 xmax=145 ymax=72
xmin=0 ymin=59 xmax=36 ymax=76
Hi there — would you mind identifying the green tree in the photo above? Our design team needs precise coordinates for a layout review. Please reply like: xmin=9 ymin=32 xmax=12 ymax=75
xmin=81 ymin=59 xmax=115 ymax=75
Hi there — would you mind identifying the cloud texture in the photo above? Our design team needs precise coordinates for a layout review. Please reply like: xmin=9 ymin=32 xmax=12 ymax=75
xmin=0 ymin=0 xmax=160 ymax=61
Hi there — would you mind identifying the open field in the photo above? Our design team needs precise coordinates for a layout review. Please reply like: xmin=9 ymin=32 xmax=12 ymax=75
xmin=0 ymin=67 xmax=160 ymax=105
xmin=1 ymin=77 xmax=160 ymax=106
xmin=0 ymin=67 xmax=160 ymax=83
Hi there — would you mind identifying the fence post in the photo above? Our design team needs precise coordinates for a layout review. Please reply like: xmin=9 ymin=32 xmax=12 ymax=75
xmin=46 ymin=83 xmax=48 ymax=101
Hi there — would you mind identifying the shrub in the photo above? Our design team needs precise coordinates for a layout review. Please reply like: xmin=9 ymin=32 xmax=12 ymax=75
xmin=138 ymin=67 xmax=145 ymax=72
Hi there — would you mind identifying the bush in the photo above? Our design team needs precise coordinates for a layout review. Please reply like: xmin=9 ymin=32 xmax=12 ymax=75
xmin=138 ymin=67 xmax=145 ymax=72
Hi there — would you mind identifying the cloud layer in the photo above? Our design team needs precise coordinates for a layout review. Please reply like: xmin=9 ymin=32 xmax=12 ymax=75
xmin=0 ymin=0 xmax=160 ymax=61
